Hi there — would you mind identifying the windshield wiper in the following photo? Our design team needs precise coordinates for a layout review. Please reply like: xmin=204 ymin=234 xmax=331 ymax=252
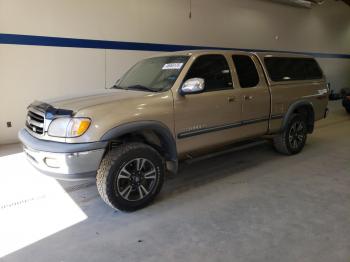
xmin=127 ymin=85 xmax=156 ymax=92
xmin=111 ymin=84 xmax=128 ymax=90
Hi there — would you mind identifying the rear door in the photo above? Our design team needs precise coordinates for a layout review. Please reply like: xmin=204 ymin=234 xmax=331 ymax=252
xmin=231 ymin=54 xmax=270 ymax=138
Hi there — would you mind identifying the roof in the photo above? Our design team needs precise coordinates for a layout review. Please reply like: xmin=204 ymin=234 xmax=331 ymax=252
xmin=152 ymin=49 xmax=315 ymax=59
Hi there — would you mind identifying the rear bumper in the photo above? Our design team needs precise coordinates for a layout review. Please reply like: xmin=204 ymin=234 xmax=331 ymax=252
xmin=18 ymin=129 xmax=107 ymax=180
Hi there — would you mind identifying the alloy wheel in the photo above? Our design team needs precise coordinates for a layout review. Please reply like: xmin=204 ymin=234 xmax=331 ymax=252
xmin=288 ymin=121 xmax=306 ymax=149
xmin=115 ymin=158 xmax=157 ymax=201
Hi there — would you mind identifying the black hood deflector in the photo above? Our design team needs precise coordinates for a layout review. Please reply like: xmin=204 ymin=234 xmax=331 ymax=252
xmin=29 ymin=100 xmax=74 ymax=120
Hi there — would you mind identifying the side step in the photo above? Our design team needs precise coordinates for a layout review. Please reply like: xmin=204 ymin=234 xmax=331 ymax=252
xmin=183 ymin=138 xmax=268 ymax=165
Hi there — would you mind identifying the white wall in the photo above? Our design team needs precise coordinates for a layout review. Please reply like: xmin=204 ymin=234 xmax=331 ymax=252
xmin=0 ymin=0 xmax=349 ymax=144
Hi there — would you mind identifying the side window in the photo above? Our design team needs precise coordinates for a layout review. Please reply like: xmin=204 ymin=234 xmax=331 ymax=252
xmin=232 ymin=55 xmax=260 ymax=88
xmin=264 ymin=57 xmax=323 ymax=81
xmin=185 ymin=55 xmax=233 ymax=92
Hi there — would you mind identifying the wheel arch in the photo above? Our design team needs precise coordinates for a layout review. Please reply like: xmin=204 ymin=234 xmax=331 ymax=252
xmin=100 ymin=121 xmax=178 ymax=174
xmin=282 ymin=100 xmax=315 ymax=134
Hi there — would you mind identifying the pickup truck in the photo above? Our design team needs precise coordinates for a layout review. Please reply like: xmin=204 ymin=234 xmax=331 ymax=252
xmin=19 ymin=50 xmax=329 ymax=211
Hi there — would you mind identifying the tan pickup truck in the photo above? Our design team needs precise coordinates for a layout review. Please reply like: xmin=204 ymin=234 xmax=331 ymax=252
xmin=19 ymin=50 xmax=329 ymax=211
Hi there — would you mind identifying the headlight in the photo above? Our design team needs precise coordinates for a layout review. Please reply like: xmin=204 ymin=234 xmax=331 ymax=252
xmin=48 ymin=118 xmax=91 ymax=138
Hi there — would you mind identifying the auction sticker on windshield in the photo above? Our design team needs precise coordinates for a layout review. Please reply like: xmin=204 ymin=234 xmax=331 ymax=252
xmin=162 ymin=63 xmax=184 ymax=70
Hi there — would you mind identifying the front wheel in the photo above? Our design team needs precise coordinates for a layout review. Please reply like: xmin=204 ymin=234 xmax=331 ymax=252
xmin=96 ymin=142 xmax=164 ymax=211
xmin=273 ymin=114 xmax=308 ymax=155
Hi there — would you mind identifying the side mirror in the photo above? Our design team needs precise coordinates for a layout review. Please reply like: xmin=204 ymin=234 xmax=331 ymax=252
xmin=180 ymin=78 xmax=205 ymax=96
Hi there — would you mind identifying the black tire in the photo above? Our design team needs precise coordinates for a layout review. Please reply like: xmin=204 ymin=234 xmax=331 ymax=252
xmin=96 ymin=142 xmax=165 ymax=212
xmin=342 ymin=97 xmax=350 ymax=113
xmin=273 ymin=114 xmax=308 ymax=155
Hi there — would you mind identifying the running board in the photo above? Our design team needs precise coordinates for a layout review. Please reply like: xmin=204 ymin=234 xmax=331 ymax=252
xmin=183 ymin=138 xmax=268 ymax=165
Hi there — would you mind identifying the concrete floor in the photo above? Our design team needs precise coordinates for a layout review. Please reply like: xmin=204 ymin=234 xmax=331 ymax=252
xmin=1 ymin=101 xmax=350 ymax=262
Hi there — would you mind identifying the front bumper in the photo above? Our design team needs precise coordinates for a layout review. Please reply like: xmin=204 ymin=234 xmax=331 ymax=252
xmin=19 ymin=129 xmax=107 ymax=180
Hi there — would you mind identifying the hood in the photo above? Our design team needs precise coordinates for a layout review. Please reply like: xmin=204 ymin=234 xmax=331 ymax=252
xmin=46 ymin=88 xmax=148 ymax=112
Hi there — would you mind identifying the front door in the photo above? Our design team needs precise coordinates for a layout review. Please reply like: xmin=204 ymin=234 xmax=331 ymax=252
xmin=173 ymin=54 xmax=242 ymax=156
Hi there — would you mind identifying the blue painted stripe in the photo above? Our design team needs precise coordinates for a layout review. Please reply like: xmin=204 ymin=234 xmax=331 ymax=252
xmin=1 ymin=33 xmax=349 ymax=59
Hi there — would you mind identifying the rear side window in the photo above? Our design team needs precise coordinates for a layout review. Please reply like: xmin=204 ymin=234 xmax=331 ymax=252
xmin=264 ymin=57 xmax=323 ymax=82
xmin=232 ymin=55 xmax=260 ymax=88
xmin=185 ymin=55 xmax=233 ymax=92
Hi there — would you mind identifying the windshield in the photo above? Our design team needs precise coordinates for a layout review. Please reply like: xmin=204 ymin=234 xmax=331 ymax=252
xmin=113 ymin=56 xmax=189 ymax=92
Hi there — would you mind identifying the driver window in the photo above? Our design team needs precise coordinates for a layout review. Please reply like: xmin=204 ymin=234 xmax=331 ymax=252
xmin=185 ymin=55 xmax=233 ymax=92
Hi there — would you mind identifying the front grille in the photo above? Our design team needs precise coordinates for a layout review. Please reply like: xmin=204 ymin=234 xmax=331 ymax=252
xmin=26 ymin=109 xmax=45 ymax=135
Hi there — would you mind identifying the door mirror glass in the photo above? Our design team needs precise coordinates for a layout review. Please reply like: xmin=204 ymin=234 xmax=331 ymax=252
xmin=180 ymin=78 xmax=205 ymax=95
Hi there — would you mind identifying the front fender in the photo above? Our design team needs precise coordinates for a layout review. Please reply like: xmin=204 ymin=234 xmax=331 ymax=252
xmin=100 ymin=120 xmax=178 ymax=174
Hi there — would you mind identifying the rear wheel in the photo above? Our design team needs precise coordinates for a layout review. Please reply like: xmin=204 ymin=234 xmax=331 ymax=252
xmin=96 ymin=142 xmax=164 ymax=211
xmin=273 ymin=114 xmax=308 ymax=155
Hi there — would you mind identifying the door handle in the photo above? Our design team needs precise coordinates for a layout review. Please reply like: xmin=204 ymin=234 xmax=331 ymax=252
xmin=244 ymin=95 xmax=254 ymax=101
xmin=228 ymin=96 xmax=236 ymax=102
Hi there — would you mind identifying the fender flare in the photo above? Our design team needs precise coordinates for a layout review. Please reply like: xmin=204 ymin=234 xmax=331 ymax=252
xmin=100 ymin=121 xmax=178 ymax=173
xmin=281 ymin=100 xmax=315 ymax=133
